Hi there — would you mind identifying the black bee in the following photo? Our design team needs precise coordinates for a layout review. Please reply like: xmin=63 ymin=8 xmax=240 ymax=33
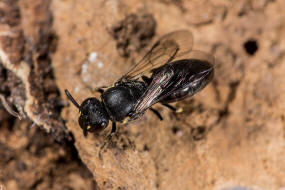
xmin=65 ymin=30 xmax=214 ymax=138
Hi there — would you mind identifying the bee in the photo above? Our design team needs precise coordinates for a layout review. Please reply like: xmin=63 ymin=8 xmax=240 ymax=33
xmin=65 ymin=30 xmax=214 ymax=138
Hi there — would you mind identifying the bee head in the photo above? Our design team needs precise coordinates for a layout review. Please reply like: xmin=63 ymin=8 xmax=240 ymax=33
xmin=65 ymin=90 xmax=110 ymax=137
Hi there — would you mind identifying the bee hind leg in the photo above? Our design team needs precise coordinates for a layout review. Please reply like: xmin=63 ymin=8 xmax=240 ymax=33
xmin=162 ymin=103 xmax=183 ymax=113
xmin=150 ymin=107 xmax=163 ymax=120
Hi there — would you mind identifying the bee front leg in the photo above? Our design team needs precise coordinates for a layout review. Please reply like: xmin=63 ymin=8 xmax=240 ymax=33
xmin=93 ymin=85 xmax=110 ymax=94
xmin=96 ymin=88 xmax=105 ymax=94
xmin=90 ymin=84 xmax=112 ymax=94
xmin=98 ymin=122 xmax=117 ymax=160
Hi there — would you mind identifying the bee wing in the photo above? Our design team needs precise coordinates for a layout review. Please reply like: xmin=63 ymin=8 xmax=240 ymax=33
xmin=157 ymin=54 xmax=214 ymax=103
xmin=133 ymin=64 xmax=175 ymax=113
xmin=121 ymin=30 xmax=193 ymax=80
xmin=133 ymin=50 xmax=214 ymax=113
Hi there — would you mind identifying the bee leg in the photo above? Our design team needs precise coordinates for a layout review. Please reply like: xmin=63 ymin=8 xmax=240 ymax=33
xmin=96 ymin=88 xmax=104 ymax=94
xmin=92 ymin=85 xmax=110 ymax=94
xmin=98 ymin=122 xmax=117 ymax=160
xmin=150 ymin=108 xmax=163 ymax=120
xmin=162 ymin=103 xmax=183 ymax=113
xmin=110 ymin=121 xmax=117 ymax=134
xmin=141 ymin=75 xmax=152 ymax=85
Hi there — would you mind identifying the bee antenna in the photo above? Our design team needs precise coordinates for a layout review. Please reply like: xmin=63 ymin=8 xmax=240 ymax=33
xmin=65 ymin=89 xmax=80 ymax=109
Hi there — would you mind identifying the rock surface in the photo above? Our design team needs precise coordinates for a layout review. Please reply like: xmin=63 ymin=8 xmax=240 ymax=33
xmin=1 ymin=0 xmax=285 ymax=190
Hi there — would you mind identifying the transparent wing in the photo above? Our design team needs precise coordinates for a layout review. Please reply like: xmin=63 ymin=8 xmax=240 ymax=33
xmin=133 ymin=50 xmax=215 ymax=114
xmin=171 ymin=50 xmax=215 ymax=66
xmin=157 ymin=51 xmax=215 ymax=102
xmin=134 ymin=65 xmax=174 ymax=113
xmin=121 ymin=30 xmax=193 ymax=80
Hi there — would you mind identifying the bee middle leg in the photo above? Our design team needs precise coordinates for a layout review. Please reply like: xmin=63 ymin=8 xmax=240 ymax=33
xmin=142 ymin=75 xmax=152 ymax=85
xmin=98 ymin=122 xmax=117 ymax=159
